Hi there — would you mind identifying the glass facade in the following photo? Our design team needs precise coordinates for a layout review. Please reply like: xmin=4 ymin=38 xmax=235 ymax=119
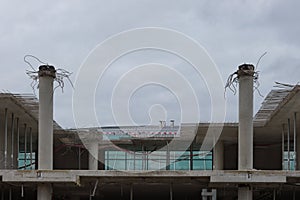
xmin=105 ymin=150 xmax=212 ymax=171
xmin=283 ymin=151 xmax=295 ymax=170
xmin=18 ymin=152 xmax=35 ymax=170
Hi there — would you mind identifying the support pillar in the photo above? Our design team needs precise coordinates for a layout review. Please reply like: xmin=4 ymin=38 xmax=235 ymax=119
xmin=211 ymin=140 xmax=223 ymax=200
xmin=80 ymin=130 xmax=101 ymax=170
xmin=282 ymin=124 xmax=285 ymax=170
xmin=4 ymin=108 xmax=8 ymax=169
xmin=78 ymin=146 xmax=81 ymax=170
xmin=170 ymin=184 xmax=173 ymax=200
xmin=237 ymin=64 xmax=254 ymax=200
xmin=189 ymin=143 xmax=193 ymax=170
xmin=15 ymin=118 xmax=19 ymax=169
xmin=166 ymin=141 xmax=170 ymax=170
xmin=288 ymin=118 xmax=291 ymax=170
xmin=213 ymin=140 xmax=224 ymax=170
xmin=238 ymin=64 xmax=254 ymax=170
xmin=88 ymin=141 xmax=98 ymax=170
xmin=38 ymin=65 xmax=55 ymax=169
xmin=37 ymin=65 xmax=56 ymax=200
xmin=9 ymin=188 xmax=12 ymax=200
xmin=294 ymin=112 xmax=300 ymax=171
xmin=6 ymin=110 xmax=12 ymax=169
xmin=0 ymin=112 xmax=4 ymax=169
xmin=10 ymin=113 xmax=14 ymax=169
xmin=293 ymin=113 xmax=297 ymax=170
xmin=130 ymin=185 xmax=133 ymax=200
xmin=142 ymin=145 xmax=146 ymax=170
xmin=24 ymin=124 xmax=27 ymax=169
xmin=30 ymin=127 xmax=33 ymax=169
xmin=238 ymin=187 xmax=252 ymax=200
xmin=37 ymin=184 xmax=52 ymax=200
xmin=99 ymin=148 xmax=105 ymax=170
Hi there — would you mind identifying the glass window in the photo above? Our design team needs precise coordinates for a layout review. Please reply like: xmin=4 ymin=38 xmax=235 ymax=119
xmin=104 ymin=150 xmax=212 ymax=171
xmin=18 ymin=152 xmax=35 ymax=170
xmin=283 ymin=151 xmax=295 ymax=170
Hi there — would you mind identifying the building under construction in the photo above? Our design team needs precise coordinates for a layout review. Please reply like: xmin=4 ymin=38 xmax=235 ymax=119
xmin=0 ymin=64 xmax=300 ymax=200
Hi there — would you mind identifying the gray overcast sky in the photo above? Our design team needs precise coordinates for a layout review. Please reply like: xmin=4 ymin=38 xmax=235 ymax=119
xmin=0 ymin=0 xmax=299 ymax=128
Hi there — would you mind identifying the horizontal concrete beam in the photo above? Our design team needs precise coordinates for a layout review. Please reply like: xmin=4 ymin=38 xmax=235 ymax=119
xmin=2 ymin=170 xmax=78 ymax=184
xmin=0 ymin=170 xmax=298 ymax=185
xmin=211 ymin=173 xmax=286 ymax=183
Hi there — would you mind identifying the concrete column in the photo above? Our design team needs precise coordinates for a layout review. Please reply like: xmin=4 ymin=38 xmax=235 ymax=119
xmin=293 ymin=113 xmax=297 ymax=170
xmin=213 ymin=140 xmax=224 ymax=170
xmin=37 ymin=65 xmax=56 ymax=200
xmin=288 ymin=118 xmax=291 ymax=170
xmin=9 ymin=188 xmax=12 ymax=200
xmin=142 ymin=145 xmax=146 ymax=170
xmin=282 ymin=124 xmax=285 ymax=170
xmin=10 ymin=113 xmax=14 ymax=169
xmin=130 ymin=185 xmax=133 ymax=200
xmin=295 ymin=113 xmax=300 ymax=170
xmin=14 ymin=118 xmax=19 ymax=169
xmin=237 ymin=64 xmax=254 ymax=200
xmin=30 ymin=127 xmax=33 ymax=169
xmin=88 ymin=141 xmax=98 ymax=170
xmin=4 ymin=108 xmax=8 ymax=169
xmin=170 ymin=184 xmax=173 ymax=200
xmin=0 ymin=112 xmax=4 ymax=169
xmin=6 ymin=109 xmax=13 ymax=169
xmin=212 ymin=140 xmax=223 ymax=200
xmin=38 ymin=65 xmax=55 ymax=170
xmin=80 ymin=130 xmax=101 ymax=170
xmin=189 ymin=143 xmax=193 ymax=170
xmin=24 ymin=124 xmax=27 ymax=169
xmin=166 ymin=141 xmax=170 ymax=170
xmin=78 ymin=146 xmax=81 ymax=170
xmin=98 ymin=134 xmax=105 ymax=170
xmin=238 ymin=64 xmax=254 ymax=170
xmin=37 ymin=184 xmax=52 ymax=200
xmin=238 ymin=187 xmax=252 ymax=200
xmin=99 ymin=148 xmax=105 ymax=170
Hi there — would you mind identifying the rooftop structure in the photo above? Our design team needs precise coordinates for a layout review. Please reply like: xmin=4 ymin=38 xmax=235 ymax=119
xmin=0 ymin=70 xmax=300 ymax=199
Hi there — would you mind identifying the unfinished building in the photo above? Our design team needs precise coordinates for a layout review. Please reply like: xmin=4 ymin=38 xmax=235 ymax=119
xmin=0 ymin=64 xmax=299 ymax=200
